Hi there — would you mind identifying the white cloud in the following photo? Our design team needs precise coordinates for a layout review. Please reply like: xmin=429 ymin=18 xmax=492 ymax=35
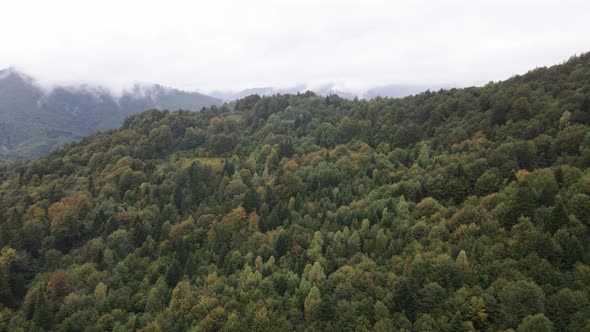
xmin=1 ymin=0 xmax=589 ymax=93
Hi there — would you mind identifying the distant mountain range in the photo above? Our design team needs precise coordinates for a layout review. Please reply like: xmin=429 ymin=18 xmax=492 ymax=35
xmin=210 ymin=83 xmax=452 ymax=101
xmin=0 ymin=68 xmax=222 ymax=161
xmin=0 ymin=67 xmax=452 ymax=161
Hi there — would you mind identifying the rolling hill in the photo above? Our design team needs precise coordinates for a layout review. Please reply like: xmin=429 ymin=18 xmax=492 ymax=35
xmin=0 ymin=54 xmax=589 ymax=330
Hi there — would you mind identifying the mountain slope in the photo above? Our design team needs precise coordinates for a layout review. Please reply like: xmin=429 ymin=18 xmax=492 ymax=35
xmin=0 ymin=54 xmax=589 ymax=331
xmin=0 ymin=69 xmax=222 ymax=161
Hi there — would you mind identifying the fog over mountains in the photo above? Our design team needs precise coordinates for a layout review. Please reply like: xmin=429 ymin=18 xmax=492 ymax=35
xmin=0 ymin=68 xmax=222 ymax=161
xmin=0 ymin=67 xmax=451 ymax=161
xmin=210 ymin=83 xmax=452 ymax=102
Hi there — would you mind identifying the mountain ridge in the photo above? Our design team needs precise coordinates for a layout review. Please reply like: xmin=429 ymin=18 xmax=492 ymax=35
xmin=0 ymin=69 xmax=222 ymax=162
xmin=210 ymin=83 xmax=453 ymax=101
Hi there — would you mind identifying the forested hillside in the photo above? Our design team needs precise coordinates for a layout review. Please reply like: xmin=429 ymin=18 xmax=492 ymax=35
xmin=0 ymin=54 xmax=589 ymax=331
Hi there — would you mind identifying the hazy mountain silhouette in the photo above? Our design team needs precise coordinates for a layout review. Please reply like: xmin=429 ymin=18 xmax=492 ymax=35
xmin=0 ymin=68 xmax=221 ymax=161
xmin=211 ymin=83 xmax=452 ymax=101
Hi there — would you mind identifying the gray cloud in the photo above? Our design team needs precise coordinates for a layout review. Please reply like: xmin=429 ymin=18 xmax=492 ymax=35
xmin=1 ymin=0 xmax=589 ymax=94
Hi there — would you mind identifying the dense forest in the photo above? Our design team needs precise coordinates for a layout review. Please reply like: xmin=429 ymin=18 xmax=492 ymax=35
xmin=0 ymin=53 xmax=589 ymax=331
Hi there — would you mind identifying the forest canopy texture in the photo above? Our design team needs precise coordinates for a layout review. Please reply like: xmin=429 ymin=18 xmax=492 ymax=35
xmin=0 ymin=54 xmax=590 ymax=331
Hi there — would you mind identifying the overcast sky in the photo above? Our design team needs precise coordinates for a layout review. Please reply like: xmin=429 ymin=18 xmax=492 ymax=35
xmin=1 ymin=0 xmax=589 ymax=93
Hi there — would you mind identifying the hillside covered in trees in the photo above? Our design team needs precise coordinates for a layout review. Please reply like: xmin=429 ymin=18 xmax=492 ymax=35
xmin=0 ymin=54 xmax=589 ymax=331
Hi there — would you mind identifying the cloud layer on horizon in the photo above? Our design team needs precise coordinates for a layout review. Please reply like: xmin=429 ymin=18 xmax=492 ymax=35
xmin=1 ymin=0 xmax=589 ymax=93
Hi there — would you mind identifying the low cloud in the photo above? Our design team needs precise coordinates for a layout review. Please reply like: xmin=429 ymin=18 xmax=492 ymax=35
xmin=1 ymin=0 xmax=589 ymax=93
